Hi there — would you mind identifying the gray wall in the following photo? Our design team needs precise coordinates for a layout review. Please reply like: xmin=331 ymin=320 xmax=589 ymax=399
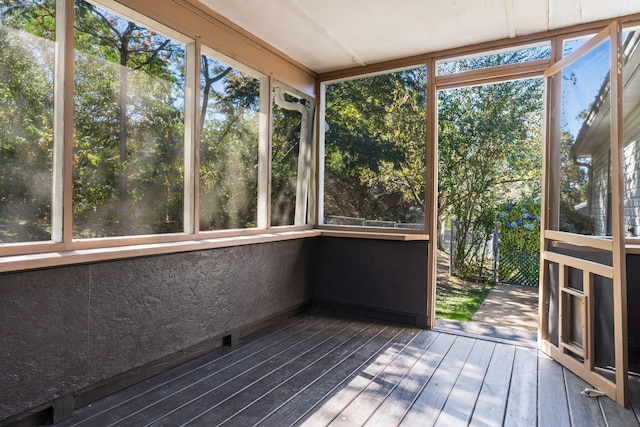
xmin=627 ymin=254 xmax=640 ymax=365
xmin=314 ymin=237 xmax=429 ymax=327
xmin=0 ymin=239 xmax=314 ymax=423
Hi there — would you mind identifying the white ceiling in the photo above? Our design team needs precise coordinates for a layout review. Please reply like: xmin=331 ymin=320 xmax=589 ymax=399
xmin=198 ymin=0 xmax=640 ymax=74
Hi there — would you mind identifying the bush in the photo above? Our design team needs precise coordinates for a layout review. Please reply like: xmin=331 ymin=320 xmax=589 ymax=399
xmin=495 ymin=199 xmax=540 ymax=287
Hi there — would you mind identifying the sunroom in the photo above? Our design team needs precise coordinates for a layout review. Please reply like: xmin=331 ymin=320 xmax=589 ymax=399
xmin=3 ymin=0 xmax=640 ymax=425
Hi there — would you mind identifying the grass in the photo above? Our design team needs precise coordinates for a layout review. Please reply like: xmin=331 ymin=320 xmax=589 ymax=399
xmin=436 ymin=250 xmax=494 ymax=321
xmin=436 ymin=285 xmax=492 ymax=321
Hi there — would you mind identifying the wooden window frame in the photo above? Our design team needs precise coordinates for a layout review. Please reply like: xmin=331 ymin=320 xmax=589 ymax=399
xmin=0 ymin=0 xmax=317 ymax=272
xmin=3 ymin=1 xmax=640 ymax=274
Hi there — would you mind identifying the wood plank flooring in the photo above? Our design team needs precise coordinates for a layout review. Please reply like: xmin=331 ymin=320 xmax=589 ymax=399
xmin=57 ymin=311 xmax=640 ymax=427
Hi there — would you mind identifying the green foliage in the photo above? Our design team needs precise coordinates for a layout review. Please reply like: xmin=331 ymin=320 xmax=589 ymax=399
xmin=199 ymin=62 xmax=260 ymax=230
xmin=496 ymin=200 xmax=540 ymax=253
xmin=0 ymin=0 xmax=312 ymax=239
xmin=71 ymin=0 xmax=186 ymax=238
xmin=558 ymin=131 xmax=594 ymax=234
xmin=271 ymin=95 xmax=306 ymax=226
xmin=439 ymin=74 xmax=543 ymax=279
xmin=0 ymin=0 xmax=190 ymax=240
xmin=495 ymin=199 xmax=541 ymax=286
xmin=0 ymin=1 xmax=55 ymax=242
xmin=324 ymin=67 xmax=426 ymax=225
xmin=436 ymin=284 xmax=492 ymax=321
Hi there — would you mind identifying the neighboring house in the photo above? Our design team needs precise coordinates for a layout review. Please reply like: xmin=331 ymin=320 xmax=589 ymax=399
xmin=572 ymin=31 xmax=640 ymax=236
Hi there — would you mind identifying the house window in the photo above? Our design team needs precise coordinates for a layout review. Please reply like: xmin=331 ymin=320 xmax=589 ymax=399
xmin=199 ymin=48 xmax=263 ymax=231
xmin=320 ymin=67 xmax=427 ymax=229
xmin=72 ymin=0 xmax=187 ymax=238
xmin=0 ymin=1 xmax=56 ymax=243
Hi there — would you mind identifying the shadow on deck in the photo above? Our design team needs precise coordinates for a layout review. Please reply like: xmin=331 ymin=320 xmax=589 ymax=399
xmin=57 ymin=311 xmax=640 ymax=426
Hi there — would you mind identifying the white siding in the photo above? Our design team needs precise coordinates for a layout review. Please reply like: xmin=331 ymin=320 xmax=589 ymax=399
xmin=590 ymin=145 xmax=610 ymax=236
xmin=624 ymin=138 xmax=640 ymax=236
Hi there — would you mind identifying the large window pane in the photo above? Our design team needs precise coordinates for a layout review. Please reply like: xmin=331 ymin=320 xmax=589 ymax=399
xmin=199 ymin=51 xmax=260 ymax=230
xmin=559 ymin=39 xmax=611 ymax=235
xmin=322 ymin=67 xmax=426 ymax=228
xmin=0 ymin=1 xmax=55 ymax=243
xmin=73 ymin=0 xmax=186 ymax=238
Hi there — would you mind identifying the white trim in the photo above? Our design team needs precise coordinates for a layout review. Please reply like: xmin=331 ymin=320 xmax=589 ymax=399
xmin=318 ymin=83 xmax=326 ymax=225
xmin=183 ymin=40 xmax=198 ymax=234
xmin=52 ymin=0 xmax=72 ymax=243
xmin=257 ymin=76 xmax=271 ymax=228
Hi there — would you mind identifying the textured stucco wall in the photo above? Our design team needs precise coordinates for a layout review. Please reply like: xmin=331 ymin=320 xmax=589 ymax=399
xmin=0 ymin=239 xmax=314 ymax=422
xmin=314 ymin=237 xmax=428 ymax=327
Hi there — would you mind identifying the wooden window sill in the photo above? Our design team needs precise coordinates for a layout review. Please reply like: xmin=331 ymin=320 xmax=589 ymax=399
xmin=319 ymin=230 xmax=429 ymax=241
xmin=0 ymin=230 xmax=321 ymax=273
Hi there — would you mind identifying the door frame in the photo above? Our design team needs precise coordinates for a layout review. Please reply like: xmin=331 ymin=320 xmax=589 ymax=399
xmin=539 ymin=20 xmax=628 ymax=406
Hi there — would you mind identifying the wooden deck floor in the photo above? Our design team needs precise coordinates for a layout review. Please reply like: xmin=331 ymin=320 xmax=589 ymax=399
xmin=57 ymin=311 xmax=640 ymax=426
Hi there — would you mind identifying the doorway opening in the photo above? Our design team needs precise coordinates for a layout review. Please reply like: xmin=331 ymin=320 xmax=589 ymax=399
xmin=435 ymin=76 xmax=544 ymax=343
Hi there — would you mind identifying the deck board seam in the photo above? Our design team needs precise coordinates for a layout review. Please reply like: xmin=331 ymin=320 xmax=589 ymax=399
xmin=176 ymin=319 xmax=361 ymax=426
xmin=431 ymin=337 xmax=482 ymax=426
xmin=359 ymin=331 xmax=442 ymax=426
xmin=63 ymin=316 xmax=315 ymax=426
xmin=243 ymin=323 xmax=392 ymax=425
xmin=125 ymin=318 xmax=346 ymax=427
xmin=322 ymin=329 xmax=431 ymax=426
xmin=328 ymin=330 xmax=439 ymax=426
xmin=256 ymin=324 xmax=408 ymax=426
xmin=213 ymin=320 xmax=378 ymax=426
xmin=442 ymin=340 xmax=497 ymax=427
xmin=287 ymin=327 xmax=409 ymax=427
xmin=397 ymin=335 xmax=463 ymax=425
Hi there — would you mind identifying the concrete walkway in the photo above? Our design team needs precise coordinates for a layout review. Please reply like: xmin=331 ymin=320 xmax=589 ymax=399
xmin=435 ymin=284 xmax=539 ymax=346
xmin=472 ymin=284 xmax=539 ymax=332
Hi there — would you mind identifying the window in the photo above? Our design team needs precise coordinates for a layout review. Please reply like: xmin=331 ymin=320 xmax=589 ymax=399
xmin=73 ymin=0 xmax=187 ymax=238
xmin=558 ymin=37 xmax=611 ymax=235
xmin=271 ymin=82 xmax=314 ymax=226
xmin=199 ymin=48 xmax=263 ymax=231
xmin=0 ymin=0 xmax=314 ymax=262
xmin=437 ymin=43 xmax=551 ymax=75
xmin=321 ymin=67 xmax=427 ymax=229
xmin=0 ymin=0 xmax=55 ymax=243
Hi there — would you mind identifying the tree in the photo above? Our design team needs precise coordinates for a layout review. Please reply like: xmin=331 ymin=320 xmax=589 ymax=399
xmin=323 ymin=67 xmax=426 ymax=226
xmin=199 ymin=58 xmax=260 ymax=230
xmin=558 ymin=130 xmax=594 ymax=234
xmin=0 ymin=0 xmax=55 ymax=242
xmin=438 ymin=77 xmax=543 ymax=278
xmin=72 ymin=1 xmax=186 ymax=236
xmin=74 ymin=0 xmax=184 ymax=225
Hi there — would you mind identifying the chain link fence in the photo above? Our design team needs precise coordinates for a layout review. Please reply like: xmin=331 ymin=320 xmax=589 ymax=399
xmin=447 ymin=220 xmax=540 ymax=287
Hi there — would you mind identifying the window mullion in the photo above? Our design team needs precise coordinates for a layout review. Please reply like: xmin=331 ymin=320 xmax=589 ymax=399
xmin=257 ymin=76 xmax=271 ymax=229
xmin=317 ymin=85 xmax=327 ymax=225
xmin=184 ymin=39 xmax=200 ymax=235
xmin=53 ymin=0 xmax=75 ymax=244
